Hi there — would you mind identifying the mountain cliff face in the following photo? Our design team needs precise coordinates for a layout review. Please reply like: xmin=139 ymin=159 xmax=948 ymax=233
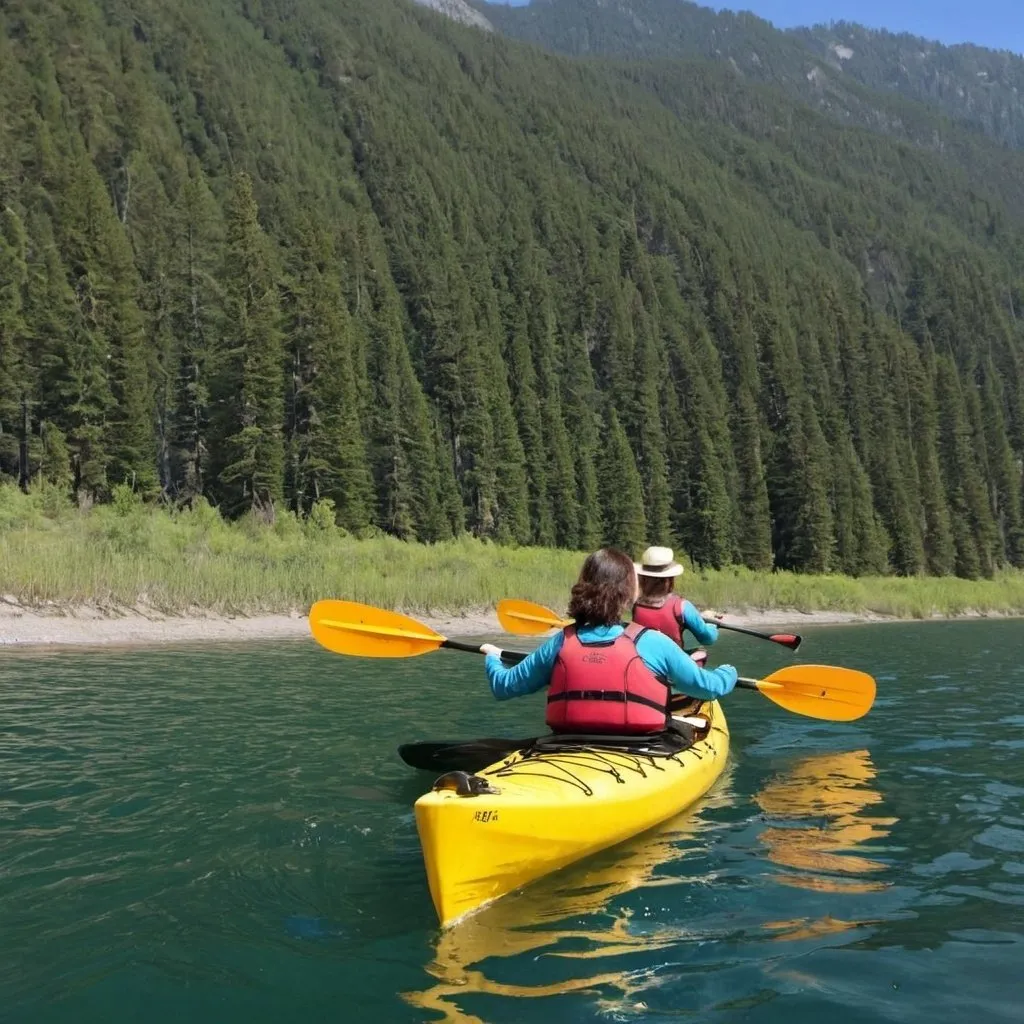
xmin=796 ymin=22 xmax=1024 ymax=150
xmin=413 ymin=0 xmax=493 ymax=32
xmin=476 ymin=0 xmax=1024 ymax=151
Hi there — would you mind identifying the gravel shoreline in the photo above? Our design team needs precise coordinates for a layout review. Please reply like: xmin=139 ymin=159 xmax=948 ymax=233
xmin=0 ymin=603 xmax=938 ymax=649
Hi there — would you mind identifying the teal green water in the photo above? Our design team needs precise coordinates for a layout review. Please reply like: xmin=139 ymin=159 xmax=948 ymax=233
xmin=2 ymin=621 xmax=1022 ymax=1023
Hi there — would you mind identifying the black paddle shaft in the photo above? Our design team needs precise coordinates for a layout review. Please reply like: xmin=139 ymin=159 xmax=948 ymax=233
xmin=440 ymin=639 xmax=528 ymax=664
xmin=440 ymin=639 xmax=700 ymax=666
xmin=703 ymin=619 xmax=802 ymax=651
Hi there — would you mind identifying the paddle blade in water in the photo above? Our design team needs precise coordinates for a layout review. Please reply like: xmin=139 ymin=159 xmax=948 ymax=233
xmin=398 ymin=737 xmax=536 ymax=773
xmin=309 ymin=600 xmax=445 ymax=658
xmin=496 ymin=598 xmax=568 ymax=635
xmin=747 ymin=664 xmax=876 ymax=722
xmin=768 ymin=632 xmax=802 ymax=652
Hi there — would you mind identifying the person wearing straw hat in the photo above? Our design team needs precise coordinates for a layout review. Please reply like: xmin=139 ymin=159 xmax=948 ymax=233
xmin=632 ymin=545 xmax=721 ymax=650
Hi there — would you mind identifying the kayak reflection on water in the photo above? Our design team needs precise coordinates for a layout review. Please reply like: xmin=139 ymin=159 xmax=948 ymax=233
xmin=403 ymin=763 xmax=738 ymax=1024
xmin=403 ymin=748 xmax=896 ymax=1023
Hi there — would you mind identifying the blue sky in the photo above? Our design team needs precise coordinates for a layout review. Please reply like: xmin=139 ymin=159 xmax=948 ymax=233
xmin=490 ymin=1 xmax=1023 ymax=55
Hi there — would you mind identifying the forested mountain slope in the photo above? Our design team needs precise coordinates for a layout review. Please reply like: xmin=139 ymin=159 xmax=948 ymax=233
xmin=1 ymin=0 xmax=1023 ymax=579
xmin=480 ymin=0 xmax=1024 ymax=151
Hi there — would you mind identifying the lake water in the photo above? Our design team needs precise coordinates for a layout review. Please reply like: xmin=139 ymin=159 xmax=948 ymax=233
xmin=1 ymin=620 xmax=1022 ymax=1022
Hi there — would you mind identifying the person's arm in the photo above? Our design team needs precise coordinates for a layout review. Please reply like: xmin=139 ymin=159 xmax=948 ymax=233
xmin=681 ymin=599 xmax=719 ymax=646
xmin=483 ymin=632 xmax=564 ymax=700
xmin=637 ymin=629 xmax=737 ymax=700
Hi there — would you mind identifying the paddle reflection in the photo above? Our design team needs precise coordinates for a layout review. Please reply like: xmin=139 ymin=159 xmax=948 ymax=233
xmin=402 ymin=765 xmax=737 ymax=1024
xmin=756 ymin=748 xmax=898 ymax=941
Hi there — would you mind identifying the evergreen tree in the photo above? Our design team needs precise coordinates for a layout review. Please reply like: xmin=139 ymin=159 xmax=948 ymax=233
xmin=217 ymin=172 xmax=285 ymax=515
xmin=0 ymin=206 xmax=29 ymax=482
xmin=286 ymin=222 xmax=373 ymax=530
xmin=935 ymin=356 xmax=997 ymax=578
xmin=505 ymin=308 xmax=555 ymax=545
xmin=909 ymin=340 xmax=956 ymax=574
xmin=600 ymin=407 xmax=646 ymax=555
xmin=727 ymin=309 xmax=773 ymax=570
xmin=979 ymin=362 xmax=1024 ymax=566
xmin=171 ymin=169 xmax=222 ymax=504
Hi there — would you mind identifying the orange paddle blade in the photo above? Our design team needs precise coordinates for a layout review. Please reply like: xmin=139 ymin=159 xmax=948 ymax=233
xmin=309 ymin=600 xmax=445 ymax=658
xmin=496 ymin=598 xmax=569 ymax=635
xmin=746 ymin=664 xmax=876 ymax=722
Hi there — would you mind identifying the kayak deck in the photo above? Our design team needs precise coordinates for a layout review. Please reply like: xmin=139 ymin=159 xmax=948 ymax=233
xmin=414 ymin=701 xmax=729 ymax=927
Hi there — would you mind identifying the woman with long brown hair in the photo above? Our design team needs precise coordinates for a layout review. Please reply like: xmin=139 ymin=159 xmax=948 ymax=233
xmin=481 ymin=548 xmax=737 ymax=735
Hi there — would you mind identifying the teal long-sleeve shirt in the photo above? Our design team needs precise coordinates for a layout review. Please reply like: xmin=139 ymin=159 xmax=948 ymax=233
xmin=674 ymin=599 xmax=720 ymax=646
xmin=485 ymin=623 xmax=738 ymax=702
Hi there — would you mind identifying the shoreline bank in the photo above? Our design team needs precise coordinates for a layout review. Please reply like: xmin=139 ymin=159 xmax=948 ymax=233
xmin=0 ymin=602 xmax=1014 ymax=650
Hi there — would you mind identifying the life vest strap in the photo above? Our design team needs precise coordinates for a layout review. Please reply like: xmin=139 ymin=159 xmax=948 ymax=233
xmin=547 ymin=689 xmax=668 ymax=712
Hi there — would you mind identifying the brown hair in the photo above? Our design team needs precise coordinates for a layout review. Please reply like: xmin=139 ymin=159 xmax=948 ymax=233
xmin=637 ymin=576 xmax=675 ymax=602
xmin=567 ymin=548 xmax=637 ymax=626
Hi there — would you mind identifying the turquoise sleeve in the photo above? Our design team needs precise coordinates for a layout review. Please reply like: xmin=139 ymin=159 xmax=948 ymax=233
xmin=636 ymin=629 xmax=737 ymax=700
xmin=682 ymin=599 xmax=719 ymax=645
xmin=485 ymin=632 xmax=565 ymax=700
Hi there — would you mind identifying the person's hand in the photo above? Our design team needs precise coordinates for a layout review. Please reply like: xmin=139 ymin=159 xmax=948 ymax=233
xmin=480 ymin=643 xmax=503 ymax=658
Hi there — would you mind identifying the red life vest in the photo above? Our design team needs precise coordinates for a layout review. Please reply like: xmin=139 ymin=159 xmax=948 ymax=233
xmin=632 ymin=594 xmax=684 ymax=646
xmin=545 ymin=623 xmax=670 ymax=734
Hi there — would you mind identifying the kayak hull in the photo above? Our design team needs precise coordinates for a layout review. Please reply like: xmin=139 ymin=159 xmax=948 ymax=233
xmin=414 ymin=701 xmax=729 ymax=927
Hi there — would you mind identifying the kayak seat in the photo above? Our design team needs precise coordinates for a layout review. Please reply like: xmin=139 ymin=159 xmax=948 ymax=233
xmin=670 ymin=695 xmax=704 ymax=716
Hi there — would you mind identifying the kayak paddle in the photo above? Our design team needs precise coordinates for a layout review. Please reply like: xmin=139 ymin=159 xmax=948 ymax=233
xmin=309 ymin=599 xmax=529 ymax=662
xmin=708 ymin=620 xmax=802 ymax=651
xmin=309 ymin=601 xmax=875 ymax=721
xmin=496 ymin=598 xmax=707 ymax=664
xmin=735 ymin=665 xmax=875 ymax=722
xmin=496 ymin=598 xmax=568 ymax=635
xmin=398 ymin=736 xmax=537 ymax=772
xmin=498 ymin=598 xmax=802 ymax=651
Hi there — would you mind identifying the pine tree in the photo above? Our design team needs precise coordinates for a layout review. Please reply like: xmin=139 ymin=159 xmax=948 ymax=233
xmin=728 ymin=308 xmax=773 ymax=570
xmin=505 ymin=308 xmax=555 ymax=545
xmin=217 ymin=172 xmax=285 ymax=516
xmin=171 ymin=169 xmax=222 ymax=504
xmin=634 ymin=319 xmax=673 ymax=545
xmin=832 ymin=432 xmax=890 ymax=575
xmin=358 ymin=227 xmax=454 ymax=540
xmin=909 ymin=340 xmax=956 ymax=574
xmin=934 ymin=356 xmax=996 ymax=578
xmin=286 ymin=222 xmax=373 ymax=531
xmin=482 ymin=344 xmax=531 ymax=545
xmin=101 ymin=217 xmax=157 ymax=496
xmin=560 ymin=327 xmax=602 ymax=549
xmin=600 ymin=407 xmax=646 ymax=555
xmin=683 ymin=423 xmax=734 ymax=569
xmin=766 ymin=393 xmax=835 ymax=573
xmin=22 ymin=208 xmax=75 ymax=489
xmin=0 ymin=206 xmax=29 ymax=482
xmin=979 ymin=362 xmax=1024 ymax=566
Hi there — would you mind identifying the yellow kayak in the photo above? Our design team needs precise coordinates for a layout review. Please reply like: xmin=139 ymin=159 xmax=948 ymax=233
xmin=414 ymin=700 xmax=730 ymax=927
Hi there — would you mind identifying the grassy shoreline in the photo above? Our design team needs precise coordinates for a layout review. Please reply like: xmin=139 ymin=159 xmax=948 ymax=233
xmin=2 ymin=485 xmax=1024 ymax=623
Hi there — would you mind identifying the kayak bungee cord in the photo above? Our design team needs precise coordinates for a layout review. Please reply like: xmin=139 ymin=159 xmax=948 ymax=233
xmin=486 ymin=749 xmax=665 ymax=797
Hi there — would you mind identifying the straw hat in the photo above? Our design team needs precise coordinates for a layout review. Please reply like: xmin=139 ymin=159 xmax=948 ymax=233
xmin=634 ymin=545 xmax=684 ymax=578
